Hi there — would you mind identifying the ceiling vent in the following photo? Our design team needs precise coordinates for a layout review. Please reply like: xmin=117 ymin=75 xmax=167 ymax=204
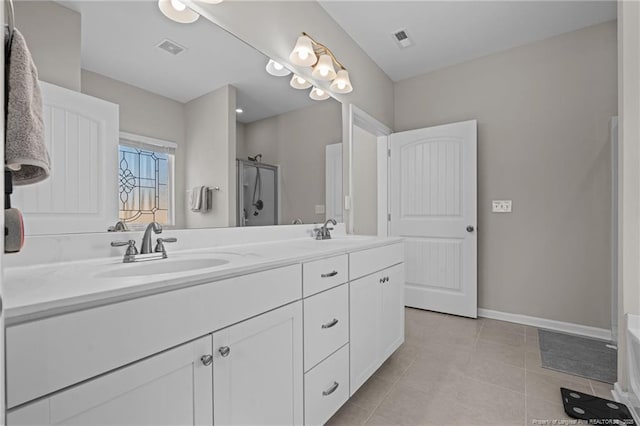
xmin=392 ymin=28 xmax=413 ymax=49
xmin=157 ymin=39 xmax=186 ymax=56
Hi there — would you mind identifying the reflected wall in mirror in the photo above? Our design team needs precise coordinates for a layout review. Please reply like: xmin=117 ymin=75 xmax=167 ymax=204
xmin=12 ymin=0 xmax=343 ymax=234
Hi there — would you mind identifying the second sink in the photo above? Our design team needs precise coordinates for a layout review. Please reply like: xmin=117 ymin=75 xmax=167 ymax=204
xmin=97 ymin=257 xmax=229 ymax=278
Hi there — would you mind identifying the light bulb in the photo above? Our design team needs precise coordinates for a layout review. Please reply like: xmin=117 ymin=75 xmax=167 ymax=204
xmin=265 ymin=59 xmax=291 ymax=77
xmin=338 ymin=81 xmax=346 ymax=90
xmin=290 ymin=74 xmax=312 ymax=90
xmin=273 ymin=62 xmax=283 ymax=71
xmin=171 ymin=0 xmax=186 ymax=11
xmin=310 ymin=86 xmax=330 ymax=101
xmin=316 ymin=89 xmax=325 ymax=96
xmin=330 ymin=69 xmax=353 ymax=94
xmin=311 ymin=54 xmax=337 ymax=81
xmin=299 ymin=51 xmax=308 ymax=60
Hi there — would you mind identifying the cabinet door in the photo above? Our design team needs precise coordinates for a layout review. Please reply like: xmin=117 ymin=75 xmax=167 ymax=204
xmin=349 ymin=273 xmax=382 ymax=395
xmin=380 ymin=264 xmax=405 ymax=359
xmin=8 ymin=336 xmax=213 ymax=426
xmin=213 ymin=302 xmax=303 ymax=426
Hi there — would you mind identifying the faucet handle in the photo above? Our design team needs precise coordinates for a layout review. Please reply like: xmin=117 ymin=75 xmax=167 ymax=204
xmin=155 ymin=237 xmax=177 ymax=256
xmin=111 ymin=240 xmax=138 ymax=256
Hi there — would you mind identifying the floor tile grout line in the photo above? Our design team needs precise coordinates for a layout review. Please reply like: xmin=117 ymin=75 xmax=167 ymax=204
xmin=360 ymin=356 xmax=418 ymax=425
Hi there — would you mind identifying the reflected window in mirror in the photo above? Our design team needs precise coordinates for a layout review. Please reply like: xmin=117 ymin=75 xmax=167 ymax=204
xmin=118 ymin=134 xmax=176 ymax=227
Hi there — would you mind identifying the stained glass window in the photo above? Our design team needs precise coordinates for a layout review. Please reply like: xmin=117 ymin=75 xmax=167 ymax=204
xmin=118 ymin=145 xmax=173 ymax=226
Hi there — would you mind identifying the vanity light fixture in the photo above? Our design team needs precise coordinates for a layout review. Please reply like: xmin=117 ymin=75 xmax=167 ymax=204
xmin=265 ymin=59 xmax=291 ymax=77
xmin=290 ymin=74 xmax=312 ymax=90
xmin=309 ymin=87 xmax=330 ymax=101
xmin=266 ymin=32 xmax=353 ymax=99
xmin=158 ymin=0 xmax=225 ymax=24
xmin=158 ymin=0 xmax=200 ymax=23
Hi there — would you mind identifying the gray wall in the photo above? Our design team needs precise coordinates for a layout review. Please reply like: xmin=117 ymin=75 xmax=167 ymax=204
xmin=185 ymin=85 xmax=237 ymax=229
xmin=14 ymin=1 xmax=81 ymax=91
xmin=394 ymin=21 xmax=617 ymax=329
xmin=81 ymin=70 xmax=187 ymax=228
xmin=238 ymin=100 xmax=342 ymax=225
xmin=352 ymin=125 xmax=378 ymax=235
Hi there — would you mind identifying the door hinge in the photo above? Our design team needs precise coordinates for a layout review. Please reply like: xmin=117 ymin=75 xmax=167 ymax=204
xmin=387 ymin=213 xmax=391 ymax=221
xmin=388 ymin=149 xmax=391 ymax=158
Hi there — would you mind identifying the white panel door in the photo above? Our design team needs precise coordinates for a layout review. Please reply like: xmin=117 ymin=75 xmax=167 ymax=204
xmin=390 ymin=120 xmax=477 ymax=318
xmin=213 ymin=302 xmax=303 ymax=426
xmin=325 ymin=143 xmax=343 ymax=223
xmin=12 ymin=81 xmax=119 ymax=235
xmin=7 ymin=336 xmax=213 ymax=426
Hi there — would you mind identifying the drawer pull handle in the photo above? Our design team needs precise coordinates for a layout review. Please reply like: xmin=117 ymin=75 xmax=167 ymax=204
xmin=219 ymin=346 xmax=231 ymax=357
xmin=321 ymin=318 xmax=339 ymax=329
xmin=321 ymin=270 xmax=338 ymax=278
xmin=200 ymin=355 xmax=213 ymax=366
xmin=322 ymin=381 xmax=340 ymax=396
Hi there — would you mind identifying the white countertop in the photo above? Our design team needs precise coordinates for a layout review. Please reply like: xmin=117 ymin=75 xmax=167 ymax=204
xmin=3 ymin=235 xmax=402 ymax=325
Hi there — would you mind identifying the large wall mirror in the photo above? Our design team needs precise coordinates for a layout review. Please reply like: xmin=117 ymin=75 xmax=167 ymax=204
xmin=11 ymin=0 xmax=343 ymax=234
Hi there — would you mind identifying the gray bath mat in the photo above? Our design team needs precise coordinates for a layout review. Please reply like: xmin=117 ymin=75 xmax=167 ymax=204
xmin=538 ymin=329 xmax=617 ymax=384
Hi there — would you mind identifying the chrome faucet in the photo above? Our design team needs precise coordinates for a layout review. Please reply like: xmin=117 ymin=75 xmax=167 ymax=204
xmin=141 ymin=222 xmax=162 ymax=254
xmin=107 ymin=220 xmax=129 ymax=232
xmin=111 ymin=222 xmax=177 ymax=263
xmin=314 ymin=219 xmax=337 ymax=240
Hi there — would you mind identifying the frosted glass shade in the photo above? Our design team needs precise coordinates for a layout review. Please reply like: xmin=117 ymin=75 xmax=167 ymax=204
xmin=265 ymin=59 xmax=291 ymax=77
xmin=289 ymin=35 xmax=317 ymax=67
xmin=290 ymin=74 xmax=312 ymax=90
xmin=158 ymin=0 xmax=200 ymax=23
xmin=311 ymin=54 xmax=337 ymax=81
xmin=330 ymin=69 xmax=353 ymax=94
xmin=310 ymin=87 xmax=330 ymax=101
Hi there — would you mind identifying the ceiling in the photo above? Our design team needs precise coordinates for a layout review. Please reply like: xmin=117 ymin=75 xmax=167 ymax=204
xmin=319 ymin=1 xmax=617 ymax=82
xmin=60 ymin=1 xmax=317 ymax=123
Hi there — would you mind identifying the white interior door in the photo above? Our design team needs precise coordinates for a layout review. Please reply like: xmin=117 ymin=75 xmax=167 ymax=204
xmin=325 ymin=143 xmax=343 ymax=223
xmin=390 ymin=120 xmax=477 ymax=318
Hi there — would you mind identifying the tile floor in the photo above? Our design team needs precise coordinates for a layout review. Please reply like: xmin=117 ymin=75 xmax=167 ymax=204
xmin=327 ymin=307 xmax=614 ymax=426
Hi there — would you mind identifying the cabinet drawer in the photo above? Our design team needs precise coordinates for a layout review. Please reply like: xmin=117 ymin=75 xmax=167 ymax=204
xmin=303 ymin=254 xmax=348 ymax=297
xmin=350 ymin=243 xmax=403 ymax=280
xmin=303 ymin=284 xmax=349 ymax=371
xmin=304 ymin=344 xmax=349 ymax=426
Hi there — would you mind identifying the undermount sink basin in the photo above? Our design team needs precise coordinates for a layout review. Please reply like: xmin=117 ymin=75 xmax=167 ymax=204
xmin=97 ymin=258 xmax=229 ymax=278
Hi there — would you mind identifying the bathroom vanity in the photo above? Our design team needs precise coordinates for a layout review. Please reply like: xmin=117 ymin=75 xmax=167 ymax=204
xmin=3 ymin=229 xmax=404 ymax=425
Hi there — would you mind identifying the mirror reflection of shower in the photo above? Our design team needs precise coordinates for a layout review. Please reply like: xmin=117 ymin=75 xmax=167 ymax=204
xmin=237 ymin=156 xmax=278 ymax=226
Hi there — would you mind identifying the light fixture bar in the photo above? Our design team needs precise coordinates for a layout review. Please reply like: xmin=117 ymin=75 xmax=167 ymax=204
xmin=301 ymin=32 xmax=348 ymax=72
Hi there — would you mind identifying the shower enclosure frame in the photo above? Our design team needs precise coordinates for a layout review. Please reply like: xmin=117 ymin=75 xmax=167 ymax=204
xmin=236 ymin=159 xmax=279 ymax=227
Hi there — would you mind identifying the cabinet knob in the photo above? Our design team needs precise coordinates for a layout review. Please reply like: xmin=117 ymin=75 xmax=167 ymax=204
xmin=200 ymin=354 xmax=213 ymax=366
xmin=219 ymin=346 xmax=231 ymax=357
xmin=322 ymin=381 xmax=340 ymax=396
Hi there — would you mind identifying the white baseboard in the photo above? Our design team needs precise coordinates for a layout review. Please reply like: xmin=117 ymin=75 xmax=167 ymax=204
xmin=613 ymin=382 xmax=640 ymax=424
xmin=478 ymin=308 xmax=612 ymax=341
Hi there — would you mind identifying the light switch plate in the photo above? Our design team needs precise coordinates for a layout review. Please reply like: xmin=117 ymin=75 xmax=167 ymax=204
xmin=492 ymin=200 xmax=512 ymax=213
xmin=315 ymin=205 xmax=326 ymax=214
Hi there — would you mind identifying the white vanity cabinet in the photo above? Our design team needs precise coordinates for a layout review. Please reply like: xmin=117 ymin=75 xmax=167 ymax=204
xmin=8 ymin=336 xmax=213 ymax=426
xmin=212 ymin=302 xmax=303 ymax=426
xmin=349 ymin=245 xmax=405 ymax=394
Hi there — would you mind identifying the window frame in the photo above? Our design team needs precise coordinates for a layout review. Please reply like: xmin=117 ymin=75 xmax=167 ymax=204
xmin=118 ymin=132 xmax=177 ymax=229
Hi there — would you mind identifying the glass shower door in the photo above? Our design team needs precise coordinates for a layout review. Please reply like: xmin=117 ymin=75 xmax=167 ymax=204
xmin=237 ymin=160 xmax=278 ymax=226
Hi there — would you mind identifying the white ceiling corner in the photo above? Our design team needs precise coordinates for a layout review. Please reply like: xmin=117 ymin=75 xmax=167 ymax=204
xmin=319 ymin=1 xmax=617 ymax=82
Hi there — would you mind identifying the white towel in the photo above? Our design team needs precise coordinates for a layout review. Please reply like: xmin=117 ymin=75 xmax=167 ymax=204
xmin=5 ymin=29 xmax=50 ymax=185
xmin=190 ymin=186 xmax=204 ymax=212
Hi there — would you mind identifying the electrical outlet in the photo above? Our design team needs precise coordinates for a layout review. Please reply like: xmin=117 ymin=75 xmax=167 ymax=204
xmin=492 ymin=200 xmax=512 ymax=213
xmin=315 ymin=205 xmax=326 ymax=214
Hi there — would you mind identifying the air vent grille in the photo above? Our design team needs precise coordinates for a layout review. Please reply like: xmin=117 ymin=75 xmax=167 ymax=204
xmin=392 ymin=28 xmax=413 ymax=49
xmin=157 ymin=39 xmax=186 ymax=56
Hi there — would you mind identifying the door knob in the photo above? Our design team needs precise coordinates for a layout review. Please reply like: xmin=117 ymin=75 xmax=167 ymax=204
xmin=219 ymin=346 xmax=231 ymax=357
xmin=466 ymin=226 xmax=475 ymax=233
xmin=200 ymin=354 xmax=213 ymax=366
